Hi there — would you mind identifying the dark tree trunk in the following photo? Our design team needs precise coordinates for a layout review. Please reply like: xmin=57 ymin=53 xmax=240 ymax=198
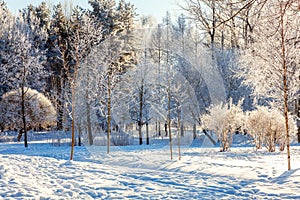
xmin=78 ymin=124 xmax=82 ymax=146
xmin=193 ymin=124 xmax=197 ymax=139
xmin=181 ymin=124 xmax=184 ymax=137
xmin=158 ymin=121 xmax=161 ymax=137
xmin=138 ymin=79 xmax=144 ymax=145
xmin=146 ymin=123 xmax=149 ymax=145
xmin=297 ymin=98 xmax=300 ymax=143
xmin=56 ymin=69 xmax=64 ymax=130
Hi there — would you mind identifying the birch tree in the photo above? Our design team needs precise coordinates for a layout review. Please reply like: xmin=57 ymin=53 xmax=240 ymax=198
xmin=89 ymin=36 xmax=128 ymax=153
xmin=239 ymin=0 xmax=300 ymax=170
xmin=68 ymin=10 xmax=103 ymax=159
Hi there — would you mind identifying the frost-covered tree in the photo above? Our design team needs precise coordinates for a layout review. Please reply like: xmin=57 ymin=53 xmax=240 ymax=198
xmin=88 ymin=35 xmax=131 ymax=153
xmin=238 ymin=0 xmax=299 ymax=170
xmin=201 ymin=99 xmax=245 ymax=152
xmin=0 ymin=88 xmax=56 ymax=134
xmin=0 ymin=1 xmax=13 ymax=35
xmin=88 ymin=0 xmax=135 ymax=38
xmin=0 ymin=15 xmax=47 ymax=147
xmin=181 ymin=0 xmax=259 ymax=49
xmin=0 ymin=1 xmax=14 ymax=96
xmin=161 ymin=11 xmax=174 ymax=159
xmin=47 ymin=3 xmax=71 ymax=131
xmin=245 ymin=106 xmax=295 ymax=152
xmin=68 ymin=10 xmax=103 ymax=160
xmin=127 ymin=61 xmax=153 ymax=145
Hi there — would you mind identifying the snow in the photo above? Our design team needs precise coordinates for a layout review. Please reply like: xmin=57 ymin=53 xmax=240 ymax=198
xmin=0 ymin=137 xmax=300 ymax=199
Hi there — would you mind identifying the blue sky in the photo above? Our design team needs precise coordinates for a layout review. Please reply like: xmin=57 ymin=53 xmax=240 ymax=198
xmin=5 ymin=0 xmax=183 ymax=21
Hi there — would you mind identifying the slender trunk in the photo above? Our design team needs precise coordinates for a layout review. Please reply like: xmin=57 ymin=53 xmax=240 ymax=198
xmin=211 ymin=0 xmax=216 ymax=59
xmin=107 ymin=75 xmax=111 ymax=154
xmin=70 ymin=84 xmax=75 ymax=160
xmin=159 ymin=121 xmax=161 ymax=137
xmin=181 ymin=124 xmax=184 ymax=137
xmin=57 ymin=74 xmax=63 ymax=130
xmin=57 ymin=45 xmax=67 ymax=131
xmin=280 ymin=5 xmax=290 ymax=170
xmin=297 ymin=97 xmax=300 ymax=143
xmin=70 ymin=34 xmax=79 ymax=160
xmin=86 ymin=67 xmax=93 ymax=145
xmin=168 ymin=88 xmax=172 ymax=160
xmin=297 ymin=122 xmax=300 ymax=143
xmin=21 ymin=87 xmax=28 ymax=148
xmin=283 ymin=61 xmax=290 ymax=170
xmin=193 ymin=124 xmax=196 ymax=139
xmin=146 ymin=123 xmax=149 ymax=145
xmin=78 ymin=123 xmax=82 ymax=146
xmin=177 ymin=109 xmax=181 ymax=160
xmin=138 ymin=79 xmax=144 ymax=145
xmin=86 ymin=98 xmax=93 ymax=145
xmin=155 ymin=121 xmax=158 ymax=137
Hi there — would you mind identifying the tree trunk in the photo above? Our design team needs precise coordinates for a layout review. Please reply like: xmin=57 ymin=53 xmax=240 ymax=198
xmin=193 ymin=124 xmax=196 ymax=139
xmin=280 ymin=5 xmax=291 ymax=170
xmin=146 ymin=123 xmax=149 ymax=145
xmin=21 ymin=87 xmax=28 ymax=148
xmin=56 ymin=74 xmax=64 ymax=130
xmin=155 ymin=121 xmax=158 ymax=138
xmin=177 ymin=109 xmax=181 ymax=160
xmin=70 ymin=35 xmax=80 ymax=160
xmin=86 ymin=67 xmax=93 ymax=145
xmin=159 ymin=121 xmax=161 ymax=137
xmin=297 ymin=97 xmax=300 ymax=143
xmin=181 ymin=124 xmax=184 ymax=137
xmin=86 ymin=99 xmax=93 ymax=145
xmin=78 ymin=123 xmax=82 ymax=146
xmin=297 ymin=124 xmax=300 ymax=143
xmin=138 ymin=79 xmax=144 ymax=145
xmin=107 ymin=76 xmax=111 ymax=154
xmin=210 ymin=0 xmax=216 ymax=60
xmin=70 ymin=85 xmax=75 ymax=160
xmin=168 ymin=89 xmax=172 ymax=160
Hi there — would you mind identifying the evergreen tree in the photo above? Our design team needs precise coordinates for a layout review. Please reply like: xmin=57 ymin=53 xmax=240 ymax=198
xmin=0 ymin=1 xmax=14 ymax=97
xmin=49 ymin=3 xmax=71 ymax=130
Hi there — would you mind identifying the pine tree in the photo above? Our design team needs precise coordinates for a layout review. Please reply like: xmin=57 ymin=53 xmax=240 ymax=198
xmin=49 ymin=3 xmax=71 ymax=131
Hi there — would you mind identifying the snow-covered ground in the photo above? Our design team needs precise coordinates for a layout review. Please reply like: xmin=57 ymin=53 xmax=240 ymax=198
xmin=0 ymin=139 xmax=300 ymax=199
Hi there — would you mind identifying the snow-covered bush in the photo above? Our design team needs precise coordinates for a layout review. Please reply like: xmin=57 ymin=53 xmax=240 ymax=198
xmin=246 ymin=106 xmax=295 ymax=152
xmin=0 ymin=88 xmax=56 ymax=130
xmin=201 ymin=100 xmax=244 ymax=152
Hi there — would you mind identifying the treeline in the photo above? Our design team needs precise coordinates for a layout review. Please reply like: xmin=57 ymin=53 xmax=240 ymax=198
xmin=0 ymin=0 xmax=299 ymax=164
xmin=0 ymin=0 xmax=135 ymax=148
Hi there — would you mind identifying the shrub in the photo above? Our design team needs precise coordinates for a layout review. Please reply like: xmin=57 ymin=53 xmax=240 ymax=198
xmin=201 ymin=99 xmax=244 ymax=152
xmin=246 ymin=106 xmax=294 ymax=152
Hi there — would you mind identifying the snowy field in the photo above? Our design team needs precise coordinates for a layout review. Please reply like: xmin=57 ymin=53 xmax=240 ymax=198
xmin=0 ymin=140 xmax=300 ymax=199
